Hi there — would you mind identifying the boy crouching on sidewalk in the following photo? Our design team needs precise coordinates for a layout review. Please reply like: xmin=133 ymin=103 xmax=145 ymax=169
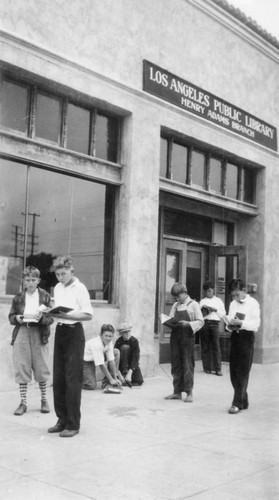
xmin=82 ymin=324 xmax=122 ymax=391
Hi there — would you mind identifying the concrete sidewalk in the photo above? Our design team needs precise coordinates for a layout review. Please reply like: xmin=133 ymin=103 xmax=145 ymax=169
xmin=0 ymin=361 xmax=279 ymax=500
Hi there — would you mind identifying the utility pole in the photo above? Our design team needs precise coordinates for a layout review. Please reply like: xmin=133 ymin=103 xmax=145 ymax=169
xmin=21 ymin=212 xmax=40 ymax=256
xmin=11 ymin=225 xmax=24 ymax=258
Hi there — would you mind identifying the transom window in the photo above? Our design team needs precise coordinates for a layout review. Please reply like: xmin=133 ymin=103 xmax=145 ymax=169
xmin=160 ymin=135 xmax=257 ymax=204
xmin=0 ymin=76 xmax=120 ymax=163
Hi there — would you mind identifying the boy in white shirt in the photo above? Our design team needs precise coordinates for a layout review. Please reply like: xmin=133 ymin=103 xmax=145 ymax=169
xmin=83 ymin=324 xmax=122 ymax=390
xmin=47 ymin=255 xmax=93 ymax=437
xmin=199 ymin=281 xmax=226 ymax=376
xmin=226 ymin=278 xmax=260 ymax=414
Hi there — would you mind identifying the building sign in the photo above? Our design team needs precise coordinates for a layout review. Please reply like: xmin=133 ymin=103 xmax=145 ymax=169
xmin=143 ymin=60 xmax=277 ymax=152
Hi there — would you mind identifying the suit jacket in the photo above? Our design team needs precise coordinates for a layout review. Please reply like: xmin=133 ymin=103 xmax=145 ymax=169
xmin=8 ymin=287 xmax=53 ymax=346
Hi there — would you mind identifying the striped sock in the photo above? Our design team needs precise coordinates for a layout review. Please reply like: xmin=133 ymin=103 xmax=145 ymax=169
xmin=39 ymin=381 xmax=47 ymax=401
xmin=19 ymin=383 xmax=27 ymax=405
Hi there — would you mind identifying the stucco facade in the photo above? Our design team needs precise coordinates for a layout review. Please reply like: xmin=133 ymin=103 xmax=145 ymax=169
xmin=0 ymin=0 xmax=278 ymax=390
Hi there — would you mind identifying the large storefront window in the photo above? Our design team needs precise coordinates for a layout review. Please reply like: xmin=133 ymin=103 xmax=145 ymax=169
xmin=0 ymin=159 xmax=115 ymax=300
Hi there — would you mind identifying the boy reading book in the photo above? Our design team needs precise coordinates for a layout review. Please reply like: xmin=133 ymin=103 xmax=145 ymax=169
xmin=199 ymin=282 xmax=226 ymax=375
xmin=162 ymin=282 xmax=204 ymax=403
xmin=226 ymin=279 xmax=260 ymax=415
xmin=8 ymin=266 xmax=53 ymax=416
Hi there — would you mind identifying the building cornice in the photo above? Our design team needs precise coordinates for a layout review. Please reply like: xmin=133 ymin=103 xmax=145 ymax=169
xmin=211 ymin=0 xmax=279 ymax=50
xmin=189 ymin=0 xmax=279 ymax=62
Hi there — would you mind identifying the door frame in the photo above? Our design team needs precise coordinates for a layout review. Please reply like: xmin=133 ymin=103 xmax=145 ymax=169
xmin=158 ymin=241 xmax=248 ymax=363
xmin=209 ymin=245 xmax=247 ymax=311
xmin=158 ymin=236 xmax=208 ymax=362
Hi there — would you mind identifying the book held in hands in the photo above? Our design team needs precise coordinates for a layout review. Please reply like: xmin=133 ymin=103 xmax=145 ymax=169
xmin=41 ymin=305 xmax=73 ymax=315
xmin=159 ymin=313 xmax=179 ymax=328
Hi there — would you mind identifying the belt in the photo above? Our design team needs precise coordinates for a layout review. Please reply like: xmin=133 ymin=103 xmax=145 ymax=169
xmin=57 ymin=322 xmax=79 ymax=328
xmin=21 ymin=322 xmax=38 ymax=328
xmin=204 ymin=320 xmax=219 ymax=325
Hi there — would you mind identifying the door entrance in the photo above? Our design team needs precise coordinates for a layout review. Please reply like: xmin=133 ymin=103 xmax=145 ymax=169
xmin=158 ymin=238 xmax=207 ymax=363
xmin=158 ymin=238 xmax=247 ymax=363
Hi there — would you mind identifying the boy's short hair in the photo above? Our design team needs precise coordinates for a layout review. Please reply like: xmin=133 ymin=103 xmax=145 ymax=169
xmin=203 ymin=281 xmax=214 ymax=291
xmin=229 ymin=278 xmax=246 ymax=292
xmin=22 ymin=266 xmax=40 ymax=278
xmin=171 ymin=282 xmax=187 ymax=297
xmin=100 ymin=324 xmax=115 ymax=335
xmin=52 ymin=255 xmax=74 ymax=271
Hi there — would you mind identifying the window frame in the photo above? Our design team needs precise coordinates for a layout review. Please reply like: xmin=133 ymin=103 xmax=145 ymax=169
xmin=0 ymin=158 xmax=117 ymax=302
xmin=160 ymin=131 xmax=258 ymax=205
xmin=0 ymin=74 xmax=121 ymax=164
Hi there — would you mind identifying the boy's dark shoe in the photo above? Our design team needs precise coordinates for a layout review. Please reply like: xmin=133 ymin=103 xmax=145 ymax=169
xmin=215 ymin=371 xmax=223 ymax=376
xmin=164 ymin=393 xmax=182 ymax=400
xmin=59 ymin=429 xmax=79 ymax=438
xmin=41 ymin=400 xmax=50 ymax=413
xmin=48 ymin=419 xmax=65 ymax=433
xmin=14 ymin=403 xmax=27 ymax=416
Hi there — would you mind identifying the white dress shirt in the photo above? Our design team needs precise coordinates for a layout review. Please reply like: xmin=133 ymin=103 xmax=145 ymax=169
xmin=228 ymin=294 xmax=260 ymax=332
xmin=24 ymin=289 xmax=39 ymax=315
xmin=84 ymin=336 xmax=115 ymax=365
xmin=199 ymin=296 xmax=226 ymax=321
xmin=54 ymin=277 xmax=93 ymax=324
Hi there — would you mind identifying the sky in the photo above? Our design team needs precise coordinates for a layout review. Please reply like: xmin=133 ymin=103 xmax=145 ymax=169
xmin=228 ymin=0 xmax=279 ymax=40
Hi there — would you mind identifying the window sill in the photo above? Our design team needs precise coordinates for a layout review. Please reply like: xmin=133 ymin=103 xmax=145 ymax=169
xmin=159 ymin=177 xmax=258 ymax=216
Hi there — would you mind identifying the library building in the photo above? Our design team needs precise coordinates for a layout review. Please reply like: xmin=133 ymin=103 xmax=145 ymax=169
xmin=0 ymin=0 xmax=279 ymax=388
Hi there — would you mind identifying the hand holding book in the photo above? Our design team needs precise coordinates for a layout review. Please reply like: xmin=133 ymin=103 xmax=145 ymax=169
xmin=223 ymin=313 xmax=245 ymax=331
xmin=40 ymin=305 xmax=74 ymax=316
xmin=159 ymin=313 xmax=179 ymax=328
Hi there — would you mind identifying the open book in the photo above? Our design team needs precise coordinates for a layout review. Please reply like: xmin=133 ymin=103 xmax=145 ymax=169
xmin=201 ymin=306 xmax=211 ymax=317
xmin=159 ymin=314 xmax=179 ymax=328
xmin=42 ymin=306 xmax=73 ymax=315
xmin=223 ymin=313 xmax=245 ymax=331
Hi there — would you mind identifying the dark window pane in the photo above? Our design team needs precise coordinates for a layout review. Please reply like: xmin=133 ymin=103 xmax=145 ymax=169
xmin=35 ymin=93 xmax=61 ymax=144
xmin=186 ymin=250 xmax=202 ymax=302
xmin=1 ymin=80 xmax=29 ymax=134
xmin=27 ymin=169 xmax=114 ymax=300
xmin=172 ymin=143 xmax=187 ymax=183
xmin=164 ymin=209 xmax=212 ymax=242
xmin=210 ymin=157 xmax=222 ymax=193
xmin=95 ymin=113 xmax=118 ymax=162
xmin=192 ymin=150 xmax=205 ymax=188
xmin=66 ymin=103 xmax=90 ymax=154
xmin=227 ymin=163 xmax=238 ymax=199
xmin=243 ymin=168 xmax=255 ymax=204
xmin=160 ymin=138 xmax=168 ymax=177
xmin=0 ymin=159 xmax=27 ymax=294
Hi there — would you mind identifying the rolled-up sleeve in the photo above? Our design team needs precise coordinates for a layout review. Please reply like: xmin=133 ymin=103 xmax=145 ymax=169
xmin=188 ymin=301 xmax=204 ymax=333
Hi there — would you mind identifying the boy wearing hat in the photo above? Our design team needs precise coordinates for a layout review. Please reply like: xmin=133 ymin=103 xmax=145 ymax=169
xmin=114 ymin=322 xmax=144 ymax=386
